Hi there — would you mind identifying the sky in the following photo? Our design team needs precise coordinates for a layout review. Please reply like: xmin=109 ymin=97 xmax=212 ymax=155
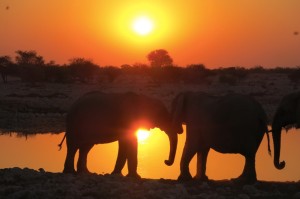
xmin=0 ymin=0 xmax=300 ymax=68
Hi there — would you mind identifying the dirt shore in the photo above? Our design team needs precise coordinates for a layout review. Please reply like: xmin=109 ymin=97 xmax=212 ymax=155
xmin=1 ymin=168 xmax=300 ymax=199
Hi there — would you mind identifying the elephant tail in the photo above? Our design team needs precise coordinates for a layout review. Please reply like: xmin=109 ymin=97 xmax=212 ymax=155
xmin=58 ymin=133 xmax=66 ymax=151
xmin=266 ymin=131 xmax=271 ymax=156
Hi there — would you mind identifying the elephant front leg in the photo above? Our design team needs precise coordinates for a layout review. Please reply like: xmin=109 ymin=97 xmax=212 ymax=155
xmin=126 ymin=136 xmax=141 ymax=179
xmin=111 ymin=140 xmax=127 ymax=176
xmin=234 ymin=155 xmax=257 ymax=184
xmin=77 ymin=144 xmax=93 ymax=174
xmin=178 ymin=141 xmax=197 ymax=181
xmin=194 ymin=148 xmax=209 ymax=181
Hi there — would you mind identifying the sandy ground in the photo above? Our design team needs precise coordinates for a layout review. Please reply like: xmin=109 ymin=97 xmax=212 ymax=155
xmin=1 ymin=168 xmax=300 ymax=199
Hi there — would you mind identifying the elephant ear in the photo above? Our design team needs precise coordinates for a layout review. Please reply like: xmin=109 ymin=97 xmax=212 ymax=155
xmin=171 ymin=92 xmax=186 ymax=130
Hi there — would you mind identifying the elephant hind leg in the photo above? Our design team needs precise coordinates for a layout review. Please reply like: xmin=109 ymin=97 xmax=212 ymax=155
xmin=194 ymin=148 xmax=210 ymax=181
xmin=63 ymin=145 xmax=78 ymax=174
xmin=234 ymin=155 xmax=257 ymax=184
xmin=77 ymin=144 xmax=94 ymax=174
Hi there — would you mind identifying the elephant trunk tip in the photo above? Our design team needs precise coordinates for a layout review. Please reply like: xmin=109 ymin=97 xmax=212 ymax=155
xmin=275 ymin=161 xmax=286 ymax=170
xmin=164 ymin=159 xmax=174 ymax=166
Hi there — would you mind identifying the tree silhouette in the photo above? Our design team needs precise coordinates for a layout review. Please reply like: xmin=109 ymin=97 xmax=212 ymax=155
xmin=15 ymin=50 xmax=45 ymax=66
xmin=68 ymin=58 xmax=99 ymax=83
xmin=147 ymin=49 xmax=173 ymax=67
xmin=0 ymin=56 xmax=13 ymax=83
xmin=15 ymin=50 xmax=46 ymax=82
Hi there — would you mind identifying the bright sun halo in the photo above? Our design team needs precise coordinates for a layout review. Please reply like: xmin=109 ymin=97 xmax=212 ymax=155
xmin=136 ymin=129 xmax=150 ymax=142
xmin=132 ymin=16 xmax=154 ymax=35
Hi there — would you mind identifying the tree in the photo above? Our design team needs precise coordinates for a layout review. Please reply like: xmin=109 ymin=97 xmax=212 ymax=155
xmin=0 ymin=56 xmax=13 ymax=83
xmin=15 ymin=50 xmax=46 ymax=82
xmin=15 ymin=50 xmax=45 ymax=66
xmin=68 ymin=58 xmax=99 ymax=83
xmin=147 ymin=49 xmax=173 ymax=67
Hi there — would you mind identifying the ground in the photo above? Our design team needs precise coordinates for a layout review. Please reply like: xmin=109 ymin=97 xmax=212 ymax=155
xmin=1 ymin=168 xmax=300 ymax=199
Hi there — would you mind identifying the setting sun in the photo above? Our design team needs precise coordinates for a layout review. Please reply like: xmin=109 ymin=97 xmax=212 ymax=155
xmin=132 ymin=16 xmax=154 ymax=36
xmin=136 ymin=129 xmax=150 ymax=142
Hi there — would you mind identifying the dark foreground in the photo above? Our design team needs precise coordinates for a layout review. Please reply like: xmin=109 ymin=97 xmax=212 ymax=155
xmin=0 ymin=168 xmax=300 ymax=199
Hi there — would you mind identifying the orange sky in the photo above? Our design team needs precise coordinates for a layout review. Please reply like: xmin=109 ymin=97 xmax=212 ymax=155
xmin=0 ymin=0 xmax=300 ymax=68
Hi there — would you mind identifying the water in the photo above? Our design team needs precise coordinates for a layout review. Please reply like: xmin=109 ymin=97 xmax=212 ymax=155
xmin=1 ymin=128 xmax=300 ymax=181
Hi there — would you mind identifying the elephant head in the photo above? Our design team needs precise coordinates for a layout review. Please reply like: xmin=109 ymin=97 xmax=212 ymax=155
xmin=272 ymin=92 xmax=300 ymax=170
xmin=137 ymin=95 xmax=183 ymax=166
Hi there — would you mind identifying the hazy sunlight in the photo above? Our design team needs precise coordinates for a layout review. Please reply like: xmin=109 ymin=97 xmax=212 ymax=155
xmin=136 ymin=129 xmax=150 ymax=142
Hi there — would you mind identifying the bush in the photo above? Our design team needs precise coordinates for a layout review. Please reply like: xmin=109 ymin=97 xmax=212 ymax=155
xmin=219 ymin=74 xmax=237 ymax=86
xmin=45 ymin=66 xmax=72 ymax=83
xmin=67 ymin=58 xmax=100 ymax=83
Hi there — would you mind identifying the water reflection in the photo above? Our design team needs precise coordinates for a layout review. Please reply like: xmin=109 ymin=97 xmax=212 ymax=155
xmin=1 ymin=127 xmax=300 ymax=181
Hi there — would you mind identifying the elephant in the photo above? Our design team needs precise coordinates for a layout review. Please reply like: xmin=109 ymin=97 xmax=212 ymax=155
xmin=271 ymin=91 xmax=300 ymax=171
xmin=59 ymin=91 xmax=182 ymax=178
xmin=171 ymin=91 xmax=270 ymax=183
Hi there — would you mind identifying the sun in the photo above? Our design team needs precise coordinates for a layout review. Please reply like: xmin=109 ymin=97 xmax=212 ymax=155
xmin=132 ymin=16 xmax=154 ymax=36
xmin=136 ymin=129 xmax=150 ymax=142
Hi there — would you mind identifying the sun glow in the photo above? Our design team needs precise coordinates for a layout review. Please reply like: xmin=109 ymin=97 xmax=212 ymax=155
xmin=136 ymin=129 xmax=150 ymax=142
xmin=132 ymin=16 xmax=154 ymax=35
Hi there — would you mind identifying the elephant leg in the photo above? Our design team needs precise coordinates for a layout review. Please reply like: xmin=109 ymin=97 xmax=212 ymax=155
xmin=111 ymin=140 xmax=127 ymax=176
xmin=234 ymin=154 xmax=257 ymax=184
xmin=126 ymin=136 xmax=141 ymax=179
xmin=178 ymin=140 xmax=197 ymax=181
xmin=77 ymin=144 xmax=93 ymax=174
xmin=194 ymin=148 xmax=210 ymax=181
xmin=63 ymin=145 xmax=77 ymax=174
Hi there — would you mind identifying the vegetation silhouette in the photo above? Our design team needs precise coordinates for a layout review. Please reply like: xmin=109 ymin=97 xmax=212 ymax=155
xmin=171 ymin=92 xmax=270 ymax=184
xmin=60 ymin=91 xmax=182 ymax=178
xmin=147 ymin=49 xmax=173 ymax=68
xmin=1 ymin=49 xmax=300 ymax=85
xmin=0 ymin=56 xmax=13 ymax=83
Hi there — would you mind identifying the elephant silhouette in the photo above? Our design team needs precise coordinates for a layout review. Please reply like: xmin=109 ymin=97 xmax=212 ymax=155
xmin=59 ymin=91 xmax=182 ymax=178
xmin=271 ymin=91 xmax=300 ymax=171
xmin=171 ymin=92 xmax=270 ymax=183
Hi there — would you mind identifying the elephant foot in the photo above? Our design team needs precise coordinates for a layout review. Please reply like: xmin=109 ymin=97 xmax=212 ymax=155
xmin=126 ymin=172 xmax=141 ymax=179
xmin=177 ymin=173 xmax=193 ymax=182
xmin=77 ymin=168 xmax=91 ymax=174
xmin=111 ymin=171 xmax=124 ymax=177
xmin=231 ymin=175 xmax=257 ymax=184
xmin=63 ymin=168 xmax=76 ymax=174
xmin=194 ymin=174 xmax=209 ymax=182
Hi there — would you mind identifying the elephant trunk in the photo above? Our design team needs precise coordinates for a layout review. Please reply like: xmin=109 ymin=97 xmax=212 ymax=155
xmin=164 ymin=132 xmax=178 ymax=166
xmin=272 ymin=123 xmax=286 ymax=170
